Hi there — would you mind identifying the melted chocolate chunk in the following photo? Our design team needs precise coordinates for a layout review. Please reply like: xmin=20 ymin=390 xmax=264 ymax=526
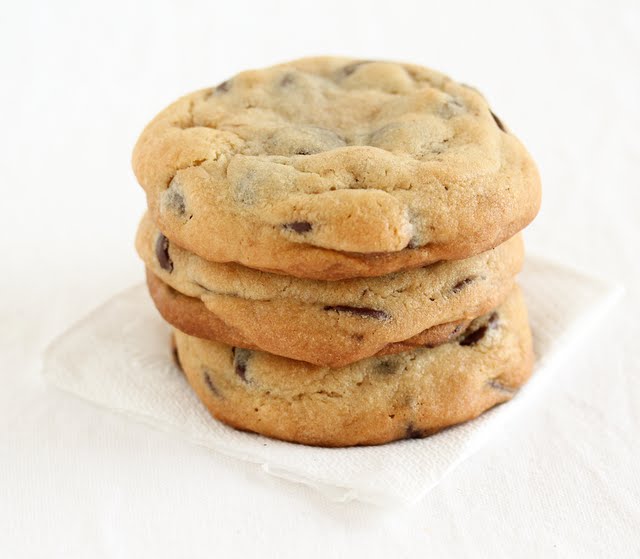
xmin=490 ymin=110 xmax=507 ymax=132
xmin=283 ymin=221 xmax=312 ymax=233
xmin=203 ymin=370 xmax=221 ymax=397
xmin=451 ymin=276 xmax=476 ymax=294
xmin=165 ymin=188 xmax=186 ymax=215
xmin=155 ymin=234 xmax=173 ymax=272
xmin=459 ymin=313 xmax=499 ymax=346
xmin=460 ymin=325 xmax=488 ymax=346
xmin=232 ymin=348 xmax=251 ymax=382
xmin=323 ymin=305 xmax=390 ymax=320
xmin=405 ymin=423 xmax=427 ymax=439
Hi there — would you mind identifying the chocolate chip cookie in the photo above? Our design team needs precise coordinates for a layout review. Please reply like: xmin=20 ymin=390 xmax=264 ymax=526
xmin=148 ymin=270 xmax=473 ymax=364
xmin=137 ymin=214 xmax=524 ymax=366
xmin=133 ymin=57 xmax=541 ymax=280
xmin=173 ymin=286 xmax=533 ymax=446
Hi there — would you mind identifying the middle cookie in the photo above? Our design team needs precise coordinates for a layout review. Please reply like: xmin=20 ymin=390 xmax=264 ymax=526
xmin=137 ymin=213 xmax=524 ymax=367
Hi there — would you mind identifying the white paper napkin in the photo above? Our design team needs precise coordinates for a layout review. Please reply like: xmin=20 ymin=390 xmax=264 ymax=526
xmin=42 ymin=255 xmax=622 ymax=506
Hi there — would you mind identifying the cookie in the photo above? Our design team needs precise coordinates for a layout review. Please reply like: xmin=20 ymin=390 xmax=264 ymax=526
xmin=132 ymin=57 xmax=541 ymax=280
xmin=137 ymin=214 xmax=524 ymax=366
xmin=148 ymin=269 xmax=472 ymax=361
xmin=173 ymin=285 xmax=534 ymax=447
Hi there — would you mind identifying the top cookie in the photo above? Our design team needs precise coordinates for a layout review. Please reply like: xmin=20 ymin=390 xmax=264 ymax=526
xmin=133 ymin=57 xmax=540 ymax=280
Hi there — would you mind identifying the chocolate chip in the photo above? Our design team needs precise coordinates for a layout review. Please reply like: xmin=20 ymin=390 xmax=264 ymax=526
xmin=155 ymin=234 xmax=173 ymax=272
xmin=405 ymin=423 xmax=427 ymax=439
xmin=490 ymin=110 xmax=507 ymax=132
xmin=203 ymin=369 xmax=221 ymax=397
xmin=459 ymin=313 xmax=499 ymax=346
xmin=234 ymin=170 xmax=258 ymax=205
xmin=165 ymin=188 xmax=185 ymax=215
xmin=215 ymin=80 xmax=231 ymax=94
xmin=283 ymin=221 xmax=312 ymax=233
xmin=280 ymin=73 xmax=295 ymax=87
xmin=232 ymin=348 xmax=251 ymax=382
xmin=340 ymin=60 xmax=373 ymax=77
xmin=266 ymin=126 xmax=347 ymax=156
xmin=487 ymin=378 xmax=516 ymax=394
xmin=323 ymin=305 xmax=390 ymax=320
xmin=235 ymin=363 xmax=247 ymax=382
xmin=376 ymin=359 xmax=400 ymax=374
xmin=161 ymin=179 xmax=188 ymax=217
xmin=451 ymin=276 xmax=476 ymax=294
xmin=459 ymin=325 xmax=488 ymax=346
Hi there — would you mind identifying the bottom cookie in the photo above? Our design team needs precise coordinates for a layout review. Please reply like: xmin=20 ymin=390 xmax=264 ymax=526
xmin=173 ymin=286 xmax=534 ymax=447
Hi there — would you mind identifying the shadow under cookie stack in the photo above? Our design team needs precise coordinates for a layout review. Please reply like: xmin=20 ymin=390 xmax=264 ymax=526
xmin=133 ymin=57 xmax=541 ymax=447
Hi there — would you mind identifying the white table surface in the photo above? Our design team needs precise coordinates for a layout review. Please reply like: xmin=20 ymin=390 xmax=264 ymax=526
xmin=1 ymin=1 xmax=639 ymax=557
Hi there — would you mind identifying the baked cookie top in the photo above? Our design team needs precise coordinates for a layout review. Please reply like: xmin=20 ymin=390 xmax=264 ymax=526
xmin=133 ymin=57 xmax=540 ymax=279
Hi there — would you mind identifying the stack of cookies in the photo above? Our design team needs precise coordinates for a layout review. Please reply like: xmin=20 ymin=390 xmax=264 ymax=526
xmin=133 ymin=57 xmax=541 ymax=447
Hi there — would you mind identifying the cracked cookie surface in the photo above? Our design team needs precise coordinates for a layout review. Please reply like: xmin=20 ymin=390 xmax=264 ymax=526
xmin=133 ymin=57 xmax=541 ymax=279
xmin=137 ymin=214 xmax=524 ymax=366
xmin=173 ymin=285 xmax=533 ymax=446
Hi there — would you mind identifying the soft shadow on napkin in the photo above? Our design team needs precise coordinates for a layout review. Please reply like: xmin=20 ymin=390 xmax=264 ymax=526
xmin=42 ymin=256 xmax=622 ymax=506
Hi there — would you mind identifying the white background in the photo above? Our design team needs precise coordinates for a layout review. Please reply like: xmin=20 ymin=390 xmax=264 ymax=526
xmin=1 ymin=0 xmax=639 ymax=557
